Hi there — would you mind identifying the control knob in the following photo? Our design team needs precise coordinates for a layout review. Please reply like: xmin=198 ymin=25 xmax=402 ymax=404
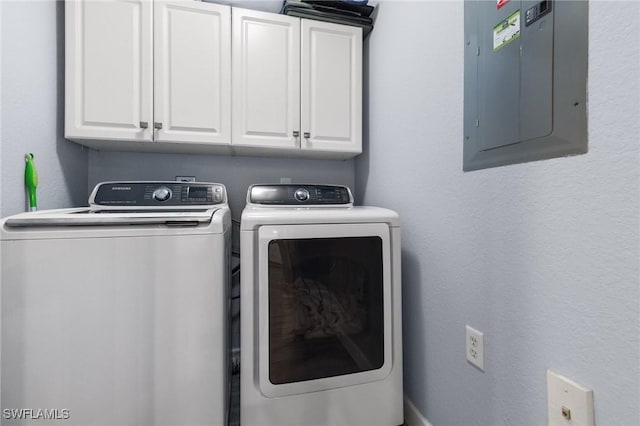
xmin=153 ymin=186 xmax=172 ymax=202
xmin=294 ymin=188 xmax=310 ymax=202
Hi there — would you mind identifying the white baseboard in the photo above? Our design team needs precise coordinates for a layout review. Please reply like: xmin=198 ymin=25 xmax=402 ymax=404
xmin=403 ymin=395 xmax=433 ymax=426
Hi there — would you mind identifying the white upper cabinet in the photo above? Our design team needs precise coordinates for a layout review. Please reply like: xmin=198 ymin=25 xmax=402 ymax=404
xmin=65 ymin=0 xmax=153 ymax=142
xmin=154 ymin=0 xmax=231 ymax=145
xmin=232 ymin=8 xmax=362 ymax=158
xmin=65 ymin=2 xmax=362 ymax=158
xmin=232 ymin=9 xmax=300 ymax=150
xmin=65 ymin=0 xmax=231 ymax=148
xmin=301 ymin=19 xmax=362 ymax=155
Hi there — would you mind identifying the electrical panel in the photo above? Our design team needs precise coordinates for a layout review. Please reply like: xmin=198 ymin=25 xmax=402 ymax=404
xmin=463 ymin=0 xmax=588 ymax=171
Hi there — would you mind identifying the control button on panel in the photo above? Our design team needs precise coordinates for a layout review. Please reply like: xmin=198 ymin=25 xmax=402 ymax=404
xmin=152 ymin=186 xmax=172 ymax=202
xmin=294 ymin=188 xmax=310 ymax=202
xmin=525 ymin=0 xmax=552 ymax=26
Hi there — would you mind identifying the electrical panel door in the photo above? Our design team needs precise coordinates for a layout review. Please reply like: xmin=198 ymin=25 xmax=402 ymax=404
xmin=464 ymin=0 xmax=588 ymax=171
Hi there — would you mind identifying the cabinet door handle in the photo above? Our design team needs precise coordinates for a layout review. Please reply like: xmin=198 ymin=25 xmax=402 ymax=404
xmin=293 ymin=131 xmax=300 ymax=138
xmin=154 ymin=122 xmax=163 ymax=130
xmin=140 ymin=121 xmax=149 ymax=129
xmin=303 ymin=132 xmax=310 ymax=139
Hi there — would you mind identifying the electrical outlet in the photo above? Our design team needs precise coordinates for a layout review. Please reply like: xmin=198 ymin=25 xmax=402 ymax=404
xmin=466 ymin=325 xmax=484 ymax=371
xmin=547 ymin=370 xmax=594 ymax=426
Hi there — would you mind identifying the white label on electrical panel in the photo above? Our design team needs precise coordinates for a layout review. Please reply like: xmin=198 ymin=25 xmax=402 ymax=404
xmin=493 ymin=10 xmax=520 ymax=51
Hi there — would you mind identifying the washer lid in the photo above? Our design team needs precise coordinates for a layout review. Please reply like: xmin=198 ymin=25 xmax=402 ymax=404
xmin=3 ymin=207 xmax=219 ymax=228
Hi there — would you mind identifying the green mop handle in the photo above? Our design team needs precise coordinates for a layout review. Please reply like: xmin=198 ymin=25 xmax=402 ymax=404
xmin=24 ymin=153 xmax=38 ymax=211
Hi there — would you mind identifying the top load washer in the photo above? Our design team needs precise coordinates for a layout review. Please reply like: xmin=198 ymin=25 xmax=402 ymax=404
xmin=240 ymin=184 xmax=403 ymax=426
xmin=1 ymin=181 xmax=231 ymax=426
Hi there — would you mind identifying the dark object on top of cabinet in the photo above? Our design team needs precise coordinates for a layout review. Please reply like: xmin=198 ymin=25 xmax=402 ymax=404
xmin=280 ymin=0 xmax=374 ymax=37
xmin=304 ymin=0 xmax=375 ymax=17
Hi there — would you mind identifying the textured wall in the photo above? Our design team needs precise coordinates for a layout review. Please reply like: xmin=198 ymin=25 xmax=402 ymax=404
xmin=0 ymin=1 xmax=87 ymax=217
xmin=356 ymin=1 xmax=639 ymax=425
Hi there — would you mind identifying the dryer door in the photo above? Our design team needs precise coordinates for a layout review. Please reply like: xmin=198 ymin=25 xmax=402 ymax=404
xmin=256 ymin=223 xmax=393 ymax=397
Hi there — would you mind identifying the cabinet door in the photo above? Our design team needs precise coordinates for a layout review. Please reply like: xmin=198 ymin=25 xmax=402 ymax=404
xmin=154 ymin=1 xmax=231 ymax=145
xmin=301 ymin=20 xmax=362 ymax=155
xmin=232 ymin=9 xmax=300 ymax=150
xmin=65 ymin=0 xmax=153 ymax=141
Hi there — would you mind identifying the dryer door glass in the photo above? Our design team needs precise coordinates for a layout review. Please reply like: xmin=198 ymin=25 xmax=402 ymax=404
xmin=268 ymin=236 xmax=384 ymax=384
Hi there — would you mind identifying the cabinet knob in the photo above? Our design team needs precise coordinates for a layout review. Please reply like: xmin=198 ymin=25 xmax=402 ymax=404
xmin=154 ymin=122 xmax=163 ymax=130
xmin=293 ymin=131 xmax=300 ymax=138
xmin=140 ymin=121 xmax=149 ymax=129
xmin=303 ymin=132 xmax=310 ymax=139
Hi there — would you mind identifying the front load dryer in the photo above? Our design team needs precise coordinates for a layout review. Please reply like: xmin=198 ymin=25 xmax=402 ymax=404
xmin=240 ymin=184 xmax=403 ymax=426
xmin=1 ymin=181 xmax=231 ymax=426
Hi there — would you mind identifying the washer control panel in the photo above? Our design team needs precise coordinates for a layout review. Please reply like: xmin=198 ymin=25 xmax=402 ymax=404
xmin=90 ymin=181 xmax=226 ymax=208
xmin=248 ymin=184 xmax=353 ymax=206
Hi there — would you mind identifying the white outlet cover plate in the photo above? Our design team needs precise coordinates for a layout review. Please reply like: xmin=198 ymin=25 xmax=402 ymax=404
xmin=547 ymin=370 xmax=595 ymax=426
xmin=466 ymin=325 xmax=484 ymax=371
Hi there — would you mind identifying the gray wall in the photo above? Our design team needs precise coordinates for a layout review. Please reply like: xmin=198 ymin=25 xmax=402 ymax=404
xmin=356 ymin=1 xmax=639 ymax=425
xmin=0 ymin=1 xmax=87 ymax=217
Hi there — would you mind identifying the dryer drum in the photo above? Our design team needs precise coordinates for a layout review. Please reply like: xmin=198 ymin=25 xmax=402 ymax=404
xmin=268 ymin=237 xmax=385 ymax=385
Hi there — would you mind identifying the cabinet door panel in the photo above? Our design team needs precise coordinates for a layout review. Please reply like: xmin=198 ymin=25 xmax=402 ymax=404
xmin=154 ymin=1 xmax=231 ymax=144
xmin=232 ymin=9 xmax=300 ymax=149
xmin=65 ymin=0 xmax=152 ymax=141
xmin=301 ymin=20 xmax=362 ymax=154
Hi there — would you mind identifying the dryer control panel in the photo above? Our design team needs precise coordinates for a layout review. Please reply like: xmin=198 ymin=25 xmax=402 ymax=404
xmin=89 ymin=181 xmax=227 ymax=208
xmin=247 ymin=184 xmax=353 ymax=206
